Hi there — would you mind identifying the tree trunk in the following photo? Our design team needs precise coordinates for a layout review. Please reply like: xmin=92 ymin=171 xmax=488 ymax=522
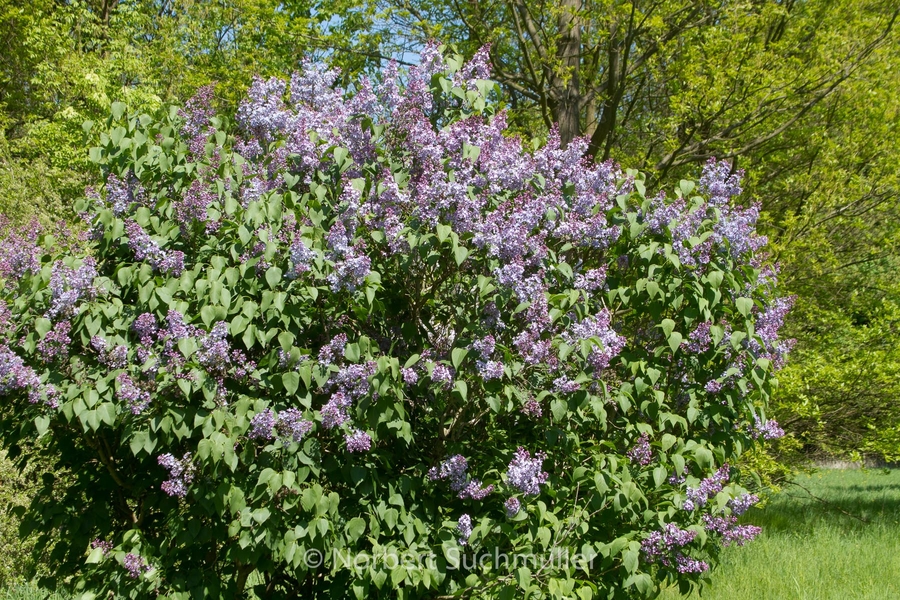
xmin=550 ymin=0 xmax=582 ymax=146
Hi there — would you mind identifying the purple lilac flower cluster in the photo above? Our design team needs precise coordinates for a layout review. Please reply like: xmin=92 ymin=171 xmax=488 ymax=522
xmin=506 ymin=448 xmax=548 ymax=496
xmin=683 ymin=465 xmax=731 ymax=511
xmin=728 ymin=492 xmax=759 ymax=516
xmin=36 ymin=320 xmax=71 ymax=363
xmin=104 ymin=172 xmax=145 ymax=216
xmin=0 ymin=345 xmax=42 ymax=404
xmin=429 ymin=454 xmax=494 ymax=500
xmin=504 ymin=497 xmax=521 ymax=518
xmin=470 ymin=336 xmax=504 ymax=381
xmin=641 ymin=523 xmax=708 ymax=574
xmin=46 ymin=258 xmax=97 ymax=320
xmin=287 ymin=238 xmax=316 ymax=278
xmin=249 ymin=408 xmax=314 ymax=445
xmin=521 ymin=397 xmax=543 ymax=418
xmin=702 ymin=514 xmax=762 ymax=547
xmin=430 ymin=364 xmax=454 ymax=389
xmin=749 ymin=417 xmax=785 ymax=440
xmin=318 ymin=333 xmax=348 ymax=365
xmin=125 ymin=220 xmax=185 ymax=276
xmin=319 ymin=361 xmax=377 ymax=429
xmin=0 ymin=218 xmax=41 ymax=284
xmin=117 ymin=372 xmax=152 ymax=415
xmin=196 ymin=322 xmax=254 ymax=380
xmin=158 ymin=452 xmax=195 ymax=498
xmin=456 ymin=514 xmax=473 ymax=546
xmin=91 ymin=337 xmax=129 ymax=369
xmin=174 ymin=179 xmax=216 ymax=231
xmin=640 ymin=159 xmax=767 ymax=268
xmin=627 ymin=433 xmax=653 ymax=466
xmin=573 ymin=267 xmax=607 ymax=291
xmin=345 ymin=428 xmax=372 ymax=453
xmin=91 ymin=539 xmax=113 ymax=556
xmin=750 ymin=296 xmax=796 ymax=369
xmin=562 ymin=309 xmax=626 ymax=372
xmin=123 ymin=553 xmax=152 ymax=578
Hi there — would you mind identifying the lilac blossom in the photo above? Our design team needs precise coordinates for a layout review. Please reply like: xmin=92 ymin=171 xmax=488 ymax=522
xmin=249 ymin=409 xmax=277 ymax=440
xmin=158 ymin=452 xmax=194 ymax=498
xmin=521 ymin=398 xmax=543 ymax=418
xmin=36 ymin=320 xmax=72 ymax=363
xmin=430 ymin=364 xmax=454 ymax=389
xmin=505 ymin=497 xmax=521 ymax=518
xmin=320 ymin=392 xmax=352 ymax=429
xmin=573 ymin=267 xmax=607 ymax=291
xmin=562 ymin=309 xmax=626 ymax=372
xmin=683 ymin=465 xmax=731 ymax=511
xmin=401 ymin=367 xmax=418 ymax=384
xmin=133 ymin=313 xmax=159 ymax=345
xmin=553 ymin=377 xmax=581 ymax=393
xmin=641 ymin=522 xmax=708 ymax=573
xmin=506 ymin=448 xmax=548 ymax=496
xmin=327 ymin=253 xmax=371 ymax=292
xmin=91 ymin=539 xmax=113 ymax=556
xmin=123 ymin=553 xmax=152 ymax=578
xmin=702 ymin=514 xmax=761 ymax=547
xmin=275 ymin=408 xmax=314 ymax=444
xmin=728 ymin=493 xmax=760 ymax=516
xmin=46 ymin=258 xmax=97 ymax=320
xmin=125 ymin=220 xmax=185 ymax=276
xmin=429 ymin=455 xmax=469 ymax=494
xmin=0 ymin=218 xmax=41 ymax=283
xmin=477 ymin=360 xmax=504 ymax=381
xmin=318 ymin=334 xmax=348 ymax=365
xmin=345 ymin=428 xmax=372 ymax=453
xmin=0 ymin=345 xmax=41 ymax=403
xmin=117 ymin=372 xmax=151 ymax=415
xmin=288 ymin=238 xmax=316 ymax=277
xmin=456 ymin=514 xmax=473 ymax=546
xmin=750 ymin=417 xmax=785 ymax=440
xmin=627 ymin=434 xmax=653 ymax=466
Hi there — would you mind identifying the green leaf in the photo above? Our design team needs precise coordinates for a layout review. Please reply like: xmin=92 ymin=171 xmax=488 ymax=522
xmin=345 ymin=342 xmax=361 ymax=363
xmin=622 ymin=548 xmax=639 ymax=573
xmin=111 ymin=102 xmax=126 ymax=120
xmin=346 ymin=517 xmax=366 ymax=542
xmin=660 ymin=319 xmax=676 ymax=338
xmin=451 ymin=348 xmax=468 ymax=369
xmin=694 ymin=447 xmax=714 ymax=469
xmin=551 ymin=399 xmax=568 ymax=422
xmin=736 ymin=297 xmax=753 ymax=318
xmin=265 ymin=266 xmax=283 ymax=289
xmin=667 ymin=331 xmax=682 ymax=353
xmin=35 ymin=318 xmax=52 ymax=338
xmin=283 ymin=372 xmax=300 ymax=395
xmin=454 ymin=245 xmax=469 ymax=265
xmin=34 ymin=416 xmax=50 ymax=437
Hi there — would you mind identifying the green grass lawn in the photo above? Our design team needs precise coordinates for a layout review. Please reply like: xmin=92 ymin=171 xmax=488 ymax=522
xmin=661 ymin=468 xmax=900 ymax=600
xmin=4 ymin=469 xmax=900 ymax=600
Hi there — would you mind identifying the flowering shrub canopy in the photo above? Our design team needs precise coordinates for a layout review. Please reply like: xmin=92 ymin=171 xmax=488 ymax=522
xmin=0 ymin=46 xmax=790 ymax=599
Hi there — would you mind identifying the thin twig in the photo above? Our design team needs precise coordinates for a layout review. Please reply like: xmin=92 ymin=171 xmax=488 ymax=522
xmin=783 ymin=480 xmax=869 ymax=524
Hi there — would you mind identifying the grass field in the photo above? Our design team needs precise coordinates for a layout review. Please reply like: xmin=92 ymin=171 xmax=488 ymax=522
xmin=4 ymin=469 xmax=899 ymax=600
xmin=661 ymin=468 xmax=900 ymax=600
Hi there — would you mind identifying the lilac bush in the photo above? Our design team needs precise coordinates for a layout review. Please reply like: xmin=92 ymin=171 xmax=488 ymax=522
xmin=0 ymin=46 xmax=789 ymax=599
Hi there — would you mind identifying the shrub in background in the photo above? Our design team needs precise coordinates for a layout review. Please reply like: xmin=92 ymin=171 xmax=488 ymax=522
xmin=0 ymin=46 xmax=790 ymax=599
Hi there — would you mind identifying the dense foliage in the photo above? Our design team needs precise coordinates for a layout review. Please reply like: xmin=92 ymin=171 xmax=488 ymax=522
xmin=0 ymin=48 xmax=791 ymax=598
